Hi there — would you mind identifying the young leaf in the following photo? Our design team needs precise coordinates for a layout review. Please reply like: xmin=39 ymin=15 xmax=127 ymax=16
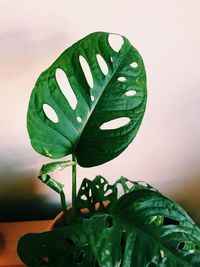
xmin=27 ymin=32 xmax=147 ymax=167
xmin=40 ymin=160 xmax=76 ymax=175
xmin=77 ymin=176 xmax=117 ymax=217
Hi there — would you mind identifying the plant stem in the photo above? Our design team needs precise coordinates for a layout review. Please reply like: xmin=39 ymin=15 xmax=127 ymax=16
xmin=60 ymin=190 xmax=69 ymax=225
xmin=72 ymin=153 xmax=77 ymax=221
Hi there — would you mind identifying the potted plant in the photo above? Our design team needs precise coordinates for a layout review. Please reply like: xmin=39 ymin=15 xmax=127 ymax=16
xmin=17 ymin=32 xmax=200 ymax=266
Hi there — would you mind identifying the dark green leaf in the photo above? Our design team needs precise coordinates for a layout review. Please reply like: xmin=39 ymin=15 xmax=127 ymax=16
xmin=74 ymin=177 xmax=200 ymax=266
xmin=77 ymin=176 xmax=117 ymax=217
xmin=17 ymin=223 xmax=95 ymax=267
xmin=89 ymin=189 xmax=200 ymax=266
xmin=18 ymin=178 xmax=200 ymax=267
xmin=27 ymin=32 xmax=147 ymax=167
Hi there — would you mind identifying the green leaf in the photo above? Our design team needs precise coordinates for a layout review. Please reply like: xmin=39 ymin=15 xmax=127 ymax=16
xmin=77 ymin=176 xmax=117 ymax=217
xmin=87 ymin=190 xmax=200 ymax=266
xmin=40 ymin=160 xmax=76 ymax=175
xmin=27 ymin=32 xmax=147 ymax=167
xmin=17 ymin=178 xmax=200 ymax=266
xmin=17 ymin=223 xmax=96 ymax=267
xmin=76 ymin=177 xmax=200 ymax=266
xmin=76 ymin=176 xmax=159 ymax=218
xmin=38 ymin=160 xmax=76 ymax=193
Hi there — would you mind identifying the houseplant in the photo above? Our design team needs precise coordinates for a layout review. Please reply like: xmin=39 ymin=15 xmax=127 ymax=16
xmin=17 ymin=32 xmax=200 ymax=266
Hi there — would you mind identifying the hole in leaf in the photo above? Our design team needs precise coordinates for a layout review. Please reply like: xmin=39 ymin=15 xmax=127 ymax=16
xmin=105 ymin=215 xmax=113 ymax=228
xmin=79 ymin=55 xmax=94 ymax=88
xmin=103 ymin=184 xmax=107 ymax=192
xmin=145 ymin=216 xmax=163 ymax=226
xmin=125 ymin=90 xmax=136 ymax=96
xmin=95 ymin=202 xmax=100 ymax=211
xmin=104 ymin=189 xmax=113 ymax=197
xmin=160 ymin=249 xmax=164 ymax=258
xmin=65 ymin=237 xmax=74 ymax=246
xmin=96 ymin=54 xmax=109 ymax=76
xmin=117 ymin=76 xmax=126 ymax=82
xmin=103 ymin=201 xmax=110 ymax=207
xmin=89 ymin=189 xmax=92 ymax=197
xmin=100 ymin=117 xmax=130 ymax=130
xmin=116 ymin=183 xmax=124 ymax=194
xmin=56 ymin=68 xmax=77 ymax=110
xmin=177 ymin=241 xmax=185 ymax=251
xmin=176 ymin=241 xmax=197 ymax=252
xmin=100 ymin=178 xmax=105 ymax=184
xmin=138 ymin=181 xmax=148 ymax=187
xmin=42 ymin=256 xmax=50 ymax=263
xmin=77 ymin=116 xmax=82 ymax=123
xmin=81 ymin=195 xmax=87 ymax=200
xmin=43 ymin=104 xmax=59 ymax=123
xmin=95 ymin=260 xmax=100 ymax=267
xmin=126 ymin=181 xmax=134 ymax=189
xmin=80 ymin=208 xmax=89 ymax=214
xmin=91 ymin=95 xmax=95 ymax=102
xmin=163 ymin=217 xmax=179 ymax=225
xmin=130 ymin=62 xmax=138 ymax=68
xmin=108 ymin=34 xmax=124 ymax=52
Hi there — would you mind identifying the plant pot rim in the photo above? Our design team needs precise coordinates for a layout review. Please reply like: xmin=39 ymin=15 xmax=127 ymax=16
xmin=48 ymin=201 xmax=110 ymax=231
xmin=47 ymin=206 xmax=72 ymax=231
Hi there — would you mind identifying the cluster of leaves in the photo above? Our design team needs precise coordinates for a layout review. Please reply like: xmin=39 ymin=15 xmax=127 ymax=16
xmin=18 ymin=176 xmax=200 ymax=266
xmin=17 ymin=31 xmax=200 ymax=266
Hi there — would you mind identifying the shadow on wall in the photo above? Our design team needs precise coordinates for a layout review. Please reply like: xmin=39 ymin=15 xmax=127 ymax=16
xmin=0 ymin=170 xmax=60 ymax=222
xmin=171 ymin=174 xmax=200 ymax=226
xmin=0 ymin=170 xmax=199 ymax=224
xmin=0 ymin=197 xmax=60 ymax=222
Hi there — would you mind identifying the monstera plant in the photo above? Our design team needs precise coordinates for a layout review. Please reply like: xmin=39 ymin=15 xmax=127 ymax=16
xmin=17 ymin=32 xmax=200 ymax=266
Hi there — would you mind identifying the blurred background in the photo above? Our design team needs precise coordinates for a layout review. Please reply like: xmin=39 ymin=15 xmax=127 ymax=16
xmin=0 ymin=0 xmax=200 ymax=223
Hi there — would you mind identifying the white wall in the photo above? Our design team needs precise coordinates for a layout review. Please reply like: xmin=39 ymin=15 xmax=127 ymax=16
xmin=0 ymin=0 xmax=200 ymax=222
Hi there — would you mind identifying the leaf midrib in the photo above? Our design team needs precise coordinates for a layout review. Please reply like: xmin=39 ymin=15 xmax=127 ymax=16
xmin=117 ymin=215 xmax=193 ymax=267
xmin=73 ymin=40 xmax=134 ymax=151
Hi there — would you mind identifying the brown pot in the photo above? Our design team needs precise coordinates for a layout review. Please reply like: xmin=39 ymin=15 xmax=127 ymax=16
xmin=48 ymin=201 xmax=109 ymax=230
xmin=47 ymin=206 xmax=72 ymax=230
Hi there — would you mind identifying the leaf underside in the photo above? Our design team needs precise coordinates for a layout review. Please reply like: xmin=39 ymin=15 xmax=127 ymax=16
xmin=18 ymin=177 xmax=200 ymax=267
xmin=27 ymin=32 xmax=147 ymax=167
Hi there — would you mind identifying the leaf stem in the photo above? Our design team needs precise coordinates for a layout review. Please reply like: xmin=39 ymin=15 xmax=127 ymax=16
xmin=72 ymin=153 xmax=77 ymax=221
xmin=60 ymin=191 xmax=69 ymax=225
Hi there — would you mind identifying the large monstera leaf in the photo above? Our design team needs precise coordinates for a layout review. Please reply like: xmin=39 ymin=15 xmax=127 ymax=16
xmin=27 ymin=32 xmax=147 ymax=167
xmin=106 ymin=190 xmax=200 ymax=267
xmin=18 ymin=178 xmax=200 ymax=266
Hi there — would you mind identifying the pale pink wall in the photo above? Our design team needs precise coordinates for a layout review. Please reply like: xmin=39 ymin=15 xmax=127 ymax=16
xmin=0 ymin=0 xmax=200 ymax=222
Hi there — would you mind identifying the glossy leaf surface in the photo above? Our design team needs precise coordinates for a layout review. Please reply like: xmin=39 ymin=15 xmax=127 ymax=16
xmin=18 ymin=177 xmax=200 ymax=266
xmin=27 ymin=32 xmax=147 ymax=167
